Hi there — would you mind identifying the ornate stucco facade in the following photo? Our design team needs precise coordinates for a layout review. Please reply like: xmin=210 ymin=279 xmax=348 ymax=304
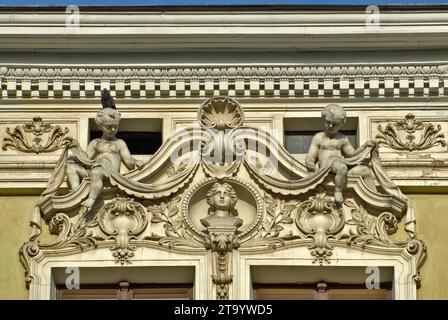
xmin=1 ymin=5 xmax=448 ymax=300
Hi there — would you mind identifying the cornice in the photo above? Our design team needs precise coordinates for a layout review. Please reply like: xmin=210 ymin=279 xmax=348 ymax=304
xmin=2 ymin=4 xmax=448 ymax=11
xmin=1 ymin=62 xmax=447 ymax=100
xmin=1 ymin=9 xmax=448 ymax=51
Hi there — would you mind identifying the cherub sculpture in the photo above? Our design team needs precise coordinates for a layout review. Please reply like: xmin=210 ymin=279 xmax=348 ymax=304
xmin=305 ymin=104 xmax=377 ymax=205
xmin=66 ymin=89 xmax=143 ymax=208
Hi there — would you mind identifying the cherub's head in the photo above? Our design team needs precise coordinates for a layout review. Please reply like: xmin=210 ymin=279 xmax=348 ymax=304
xmin=95 ymin=108 xmax=121 ymax=139
xmin=321 ymin=104 xmax=346 ymax=133
xmin=206 ymin=182 xmax=238 ymax=215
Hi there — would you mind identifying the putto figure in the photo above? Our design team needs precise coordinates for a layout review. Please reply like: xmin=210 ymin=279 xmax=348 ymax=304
xmin=66 ymin=89 xmax=143 ymax=208
xmin=305 ymin=104 xmax=377 ymax=205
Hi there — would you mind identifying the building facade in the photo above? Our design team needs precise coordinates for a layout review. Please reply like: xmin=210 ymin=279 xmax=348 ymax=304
xmin=0 ymin=5 xmax=447 ymax=300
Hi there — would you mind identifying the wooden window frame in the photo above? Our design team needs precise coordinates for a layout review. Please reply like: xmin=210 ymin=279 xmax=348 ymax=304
xmin=56 ymin=282 xmax=194 ymax=300
xmin=253 ymin=282 xmax=393 ymax=300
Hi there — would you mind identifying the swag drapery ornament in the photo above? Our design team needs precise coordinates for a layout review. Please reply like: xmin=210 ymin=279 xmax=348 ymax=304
xmin=20 ymin=96 xmax=426 ymax=299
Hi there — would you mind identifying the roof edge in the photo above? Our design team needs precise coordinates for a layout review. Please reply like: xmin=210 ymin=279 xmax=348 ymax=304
xmin=1 ymin=4 xmax=448 ymax=12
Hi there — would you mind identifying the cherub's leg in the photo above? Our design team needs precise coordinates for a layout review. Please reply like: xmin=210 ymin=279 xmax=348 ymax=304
xmin=81 ymin=166 xmax=104 ymax=208
xmin=66 ymin=161 xmax=88 ymax=190
xmin=349 ymin=165 xmax=377 ymax=192
xmin=331 ymin=159 xmax=348 ymax=205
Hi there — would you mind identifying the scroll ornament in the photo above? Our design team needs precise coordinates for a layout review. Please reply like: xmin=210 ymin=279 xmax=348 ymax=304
xmin=376 ymin=113 xmax=447 ymax=151
xmin=2 ymin=116 xmax=71 ymax=154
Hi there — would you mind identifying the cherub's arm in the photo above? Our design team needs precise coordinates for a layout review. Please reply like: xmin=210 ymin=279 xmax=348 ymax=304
xmin=85 ymin=140 xmax=97 ymax=159
xmin=119 ymin=140 xmax=143 ymax=170
xmin=342 ymin=137 xmax=377 ymax=158
xmin=305 ymin=133 xmax=320 ymax=172
xmin=69 ymin=138 xmax=96 ymax=160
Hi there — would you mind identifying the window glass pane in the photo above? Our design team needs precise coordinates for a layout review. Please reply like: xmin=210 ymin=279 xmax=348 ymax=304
xmin=284 ymin=132 xmax=315 ymax=154
xmin=284 ymin=130 xmax=358 ymax=154
xmin=89 ymin=118 xmax=163 ymax=155
xmin=90 ymin=131 xmax=162 ymax=155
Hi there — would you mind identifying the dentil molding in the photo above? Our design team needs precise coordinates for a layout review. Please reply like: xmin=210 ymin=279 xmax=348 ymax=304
xmin=1 ymin=62 xmax=447 ymax=100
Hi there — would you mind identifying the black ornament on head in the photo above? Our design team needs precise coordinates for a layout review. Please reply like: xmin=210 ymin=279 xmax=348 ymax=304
xmin=101 ymin=88 xmax=116 ymax=110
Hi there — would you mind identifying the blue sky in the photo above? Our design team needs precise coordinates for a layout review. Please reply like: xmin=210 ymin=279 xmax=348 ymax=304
xmin=1 ymin=0 xmax=448 ymax=6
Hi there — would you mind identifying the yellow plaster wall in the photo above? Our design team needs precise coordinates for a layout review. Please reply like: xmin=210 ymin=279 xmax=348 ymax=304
xmin=0 ymin=194 xmax=447 ymax=299
xmin=0 ymin=196 xmax=37 ymax=300
xmin=408 ymin=194 xmax=448 ymax=300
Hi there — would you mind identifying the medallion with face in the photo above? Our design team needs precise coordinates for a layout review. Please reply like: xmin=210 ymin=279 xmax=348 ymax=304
xmin=201 ymin=182 xmax=242 ymax=228
xmin=206 ymin=183 xmax=237 ymax=215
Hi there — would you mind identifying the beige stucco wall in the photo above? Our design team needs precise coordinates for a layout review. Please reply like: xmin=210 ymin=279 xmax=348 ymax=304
xmin=0 ymin=196 xmax=37 ymax=299
xmin=0 ymin=193 xmax=446 ymax=299
xmin=408 ymin=194 xmax=448 ymax=300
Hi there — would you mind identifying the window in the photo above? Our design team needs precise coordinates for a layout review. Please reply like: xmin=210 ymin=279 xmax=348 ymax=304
xmin=250 ymin=265 xmax=394 ymax=300
xmin=284 ymin=117 xmax=358 ymax=154
xmin=52 ymin=266 xmax=195 ymax=300
xmin=253 ymin=282 xmax=392 ymax=300
xmin=57 ymin=282 xmax=193 ymax=300
xmin=89 ymin=118 xmax=163 ymax=155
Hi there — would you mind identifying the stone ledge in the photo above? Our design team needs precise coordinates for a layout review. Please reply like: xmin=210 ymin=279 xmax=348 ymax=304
xmin=1 ymin=62 xmax=447 ymax=100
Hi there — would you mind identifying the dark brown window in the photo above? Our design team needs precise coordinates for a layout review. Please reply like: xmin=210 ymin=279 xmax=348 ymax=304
xmin=89 ymin=118 xmax=163 ymax=155
xmin=253 ymin=282 xmax=392 ymax=300
xmin=89 ymin=131 xmax=162 ymax=155
xmin=56 ymin=282 xmax=193 ymax=300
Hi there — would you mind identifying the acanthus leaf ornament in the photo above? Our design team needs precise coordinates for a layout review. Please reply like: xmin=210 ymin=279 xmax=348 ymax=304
xmin=376 ymin=113 xmax=447 ymax=151
xmin=342 ymin=200 xmax=427 ymax=288
xmin=2 ymin=116 xmax=71 ymax=154
xmin=244 ymin=193 xmax=298 ymax=249
xmin=19 ymin=209 xmax=102 ymax=289
xmin=47 ymin=211 xmax=101 ymax=250
xmin=147 ymin=196 xmax=203 ymax=249
xmin=342 ymin=200 xmax=399 ymax=248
